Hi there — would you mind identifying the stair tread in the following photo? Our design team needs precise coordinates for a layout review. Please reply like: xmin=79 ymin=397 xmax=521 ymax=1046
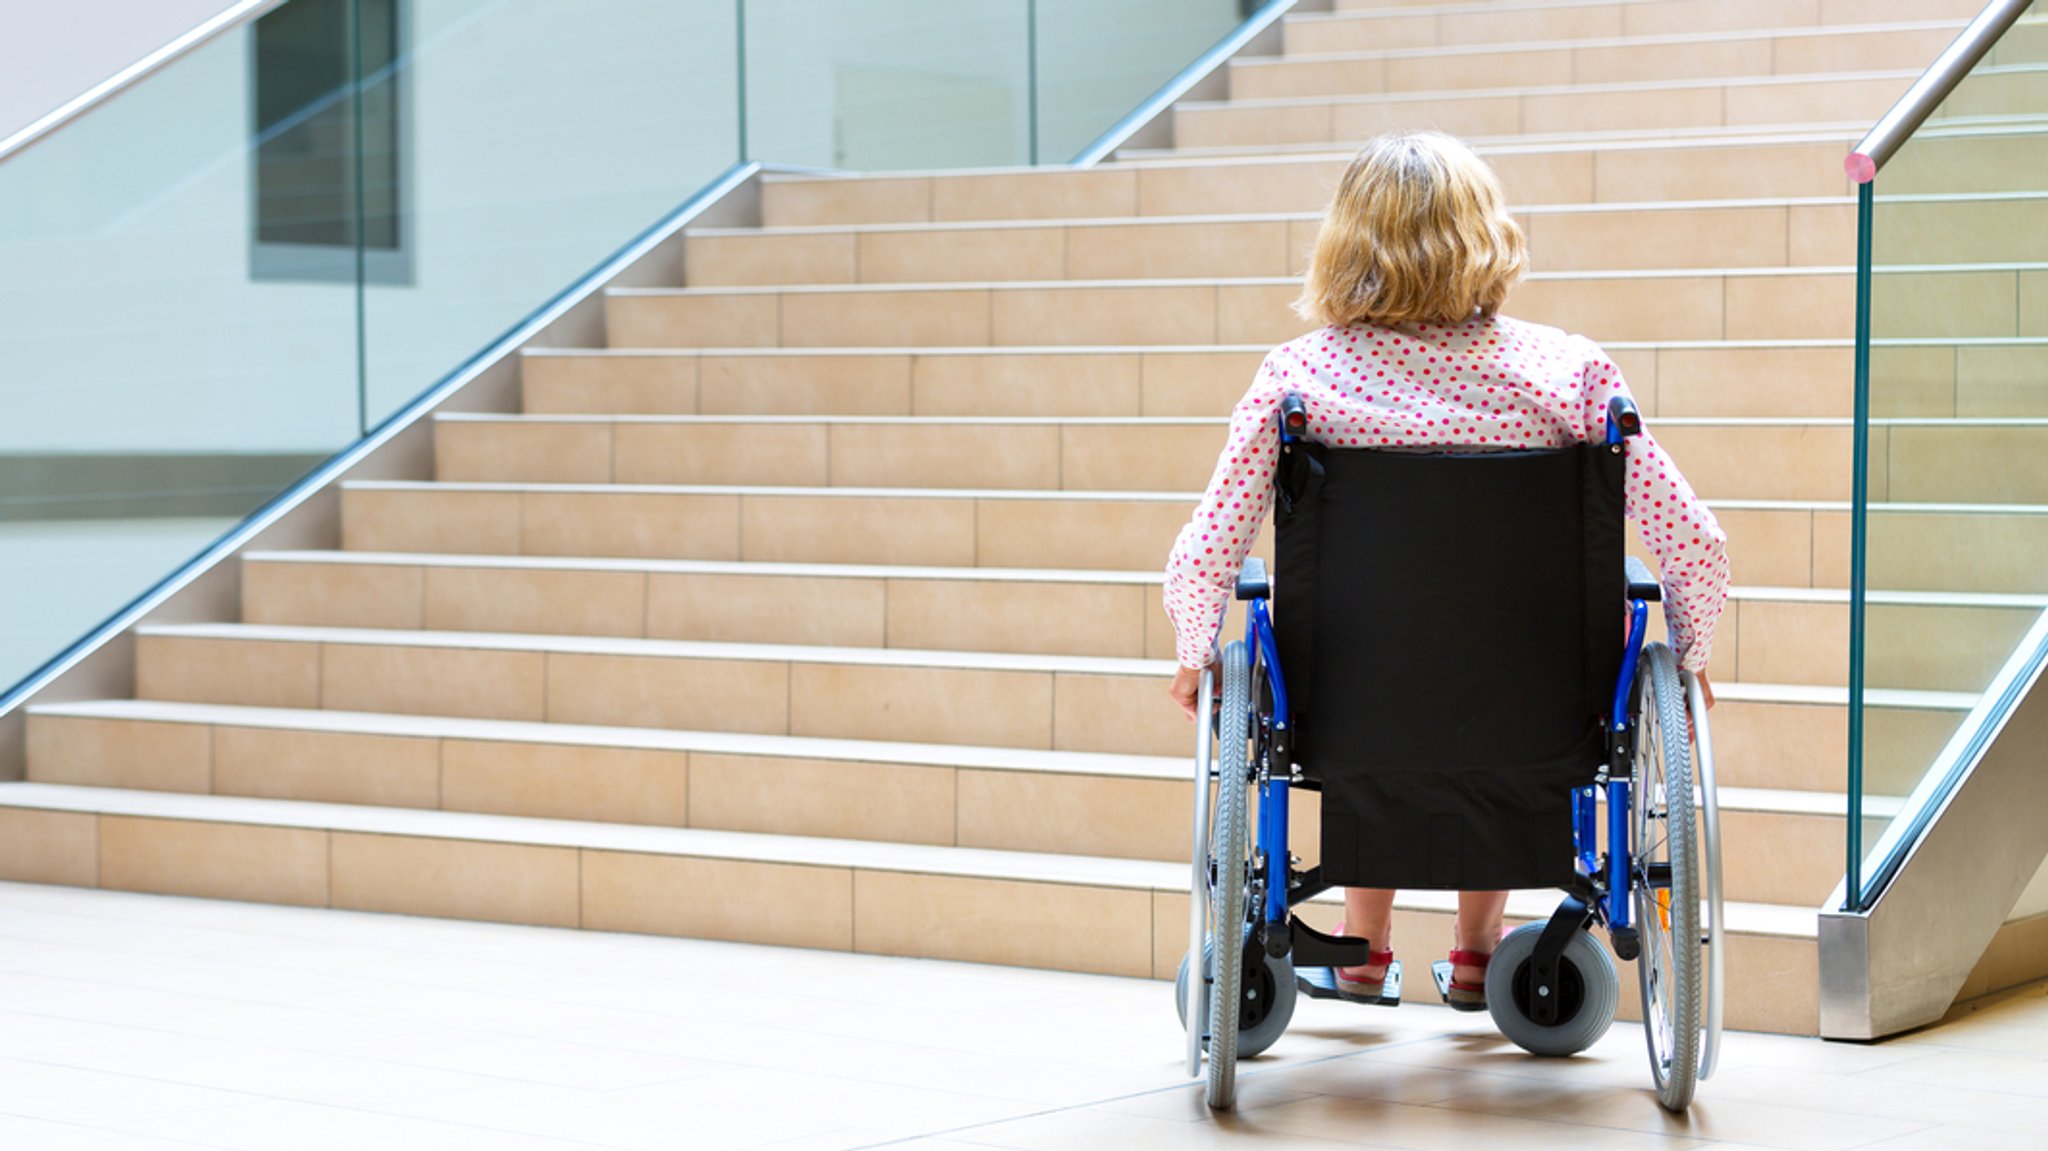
xmin=518 ymin=336 xmax=2048 ymax=355
xmin=244 ymin=551 xmax=2048 ymax=610
xmin=0 ymin=781 xmax=1821 ymax=937
xmin=1184 ymin=64 xmax=1928 ymax=110
xmin=1239 ymin=18 xmax=1969 ymax=66
xmin=689 ymin=191 xmax=2048 ymax=238
xmin=438 ymin=412 xmax=2048 ymax=429
xmin=755 ymin=118 xmax=2043 ymax=180
xmin=30 ymin=698 xmax=1909 ymax=816
xmin=344 ymin=477 xmax=2048 ymax=516
xmin=615 ymin=266 xmax=1891 ymax=298
xmin=134 ymin=622 xmax=1980 ymax=710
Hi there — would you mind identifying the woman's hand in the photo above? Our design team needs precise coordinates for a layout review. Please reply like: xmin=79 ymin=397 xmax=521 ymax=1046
xmin=1695 ymin=671 xmax=1715 ymax=709
xmin=1170 ymin=658 xmax=1217 ymax=721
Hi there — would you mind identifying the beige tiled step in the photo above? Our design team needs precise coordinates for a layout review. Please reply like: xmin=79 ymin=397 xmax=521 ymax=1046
xmin=757 ymin=126 xmax=2048 ymax=225
xmin=22 ymin=699 xmax=1883 ymax=907
xmin=1287 ymin=0 xmax=1987 ymax=55
xmin=130 ymin=622 xmax=1192 ymax=757
xmin=434 ymin=411 xmax=2048 ymax=506
xmin=691 ymin=196 xmax=2035 ymax=284
xmin=604 ymin=266 xmax=2048 ymax=350
xmin=342 ymin=479 xmax=2048 ymax=594
xmin=237 ymin=547 xmax=2045 ymax=696
xmin=0 ymin=781 xmax=1827 ymax=1032
xmin=126 ymin=621 xmax=1973 ymax=769
xmin=338 ymin=479 xmax=1783 ymax=585
xmin=1174 ymin=71 xmax=1917 ymax=149
xmin=518 ymin=340 xmax=2048 ymax=421
xmin=1231 ymin=22 xmax=1967 ymax=100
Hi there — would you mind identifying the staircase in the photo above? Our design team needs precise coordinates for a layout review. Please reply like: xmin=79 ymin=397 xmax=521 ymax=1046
xmin=7 ymin=0 xmax=2045 ymax=1037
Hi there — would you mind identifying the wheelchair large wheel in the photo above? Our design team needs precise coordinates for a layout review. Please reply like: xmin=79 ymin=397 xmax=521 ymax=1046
xmin=1203 ymin=641 xmax=1253 ymax=1109
xmin=1176 ymin=936 xmax=1297 ymax=1061
xmin=1486 ymin=921 xmax=1618 ymax=1057
xmin=1633 ymin=643 xmax=1702 ymax=1112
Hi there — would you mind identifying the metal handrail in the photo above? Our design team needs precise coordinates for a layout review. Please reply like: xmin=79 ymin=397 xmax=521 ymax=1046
xmin=0 ymin=0 xmax=290 ymax=166
xmin=1845 ymin=0 xmax=2036 ymax=182
xmin=1069 ymin=0 xmax=1297 ymax=167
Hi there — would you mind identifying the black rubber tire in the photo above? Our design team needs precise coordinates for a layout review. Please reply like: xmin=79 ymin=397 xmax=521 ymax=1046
xmin=1485 ymin=921 xmax=1619 ymax=1057
xmin=1634 ymin=643 xmax=1702 ymax=1112
xmin=1176 ymin=938 xmax=1297 ymax=1060
xmin=1204 ymin=641 xmax=1252 ymax=1109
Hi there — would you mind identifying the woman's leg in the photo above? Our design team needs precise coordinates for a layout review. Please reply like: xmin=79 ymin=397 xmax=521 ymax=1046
xmin=1453 ymin=889 xmax=1509 ymax=985
xmin=1340 ymin=887 xmax=1396 ymax=978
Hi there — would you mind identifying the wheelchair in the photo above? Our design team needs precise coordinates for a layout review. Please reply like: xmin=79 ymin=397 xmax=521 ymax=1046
xmin=1175 ymin=391 xmax=1724 ymax=1113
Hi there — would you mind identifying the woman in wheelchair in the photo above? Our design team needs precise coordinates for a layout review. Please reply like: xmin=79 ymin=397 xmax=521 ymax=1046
xmin=1164 ymin=132 xmax=1732 ymax=1111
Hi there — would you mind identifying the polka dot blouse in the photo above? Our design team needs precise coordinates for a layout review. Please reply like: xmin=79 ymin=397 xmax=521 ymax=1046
xmin=1163 ymin=316 xmax=1731 ymax=674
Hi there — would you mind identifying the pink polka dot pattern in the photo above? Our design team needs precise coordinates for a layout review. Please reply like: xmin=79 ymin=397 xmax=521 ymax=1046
xmin=1162 ymin=315 xmax=1731 ymax=674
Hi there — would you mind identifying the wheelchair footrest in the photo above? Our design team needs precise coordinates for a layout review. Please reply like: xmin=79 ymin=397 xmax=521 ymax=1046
xmin=1297 ymin=960 xmax=1403 ymax=1007
xmin=1429 ymin=960 xmax=1489 ymax=1014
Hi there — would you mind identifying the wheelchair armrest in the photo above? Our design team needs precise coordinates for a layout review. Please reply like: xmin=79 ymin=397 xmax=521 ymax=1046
xmin=1625 ymin=555 xmax=1662 ymax=602
xmin=1236 ymin=558 xmax=1271 ymax=601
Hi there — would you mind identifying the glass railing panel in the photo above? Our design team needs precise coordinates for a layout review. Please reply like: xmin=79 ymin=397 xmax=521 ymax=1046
xmin=743 ymin=0 xmax=1032 ymax=169
xmin=358 ymin=0 xmax=740 ymax=419
xmin=1034 ymin=0 xmax=1242 ymax=162
xmin=0 ymin=22 xmax=361 ymax=689
xmin=1852 ymin=8 xmax=2048 ymax=905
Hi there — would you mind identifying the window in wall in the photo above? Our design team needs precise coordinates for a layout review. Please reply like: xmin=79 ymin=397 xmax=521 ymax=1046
xmin=250 ymin=0 xmax=408 ymax=281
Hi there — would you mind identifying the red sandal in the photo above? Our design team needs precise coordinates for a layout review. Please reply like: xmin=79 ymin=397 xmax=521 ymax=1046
xmin=1443 ymin=948 xmax=1491 ymax=1012
xmin=1335 ymin=948 xmax=1398 ymax=1004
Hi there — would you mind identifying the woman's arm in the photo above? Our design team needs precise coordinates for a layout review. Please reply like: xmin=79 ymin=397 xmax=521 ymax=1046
xmin=1163 ymin=353 xmax=1290 ymax=682
xmin=1581 ymin=349 xmax=1731 ymax=675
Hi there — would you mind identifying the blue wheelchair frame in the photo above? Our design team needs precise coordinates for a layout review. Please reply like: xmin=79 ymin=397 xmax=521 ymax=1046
xmin=1242 ymin=401 xmax=1651 ymax=969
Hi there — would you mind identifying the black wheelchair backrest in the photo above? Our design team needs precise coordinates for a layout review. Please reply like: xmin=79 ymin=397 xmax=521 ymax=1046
xmin=1273 ymin=439 xmax=1628 ymax=889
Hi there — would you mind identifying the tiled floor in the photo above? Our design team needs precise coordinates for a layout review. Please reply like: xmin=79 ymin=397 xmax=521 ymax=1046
xmin=0 ymin=882 xmax=2040 ymax=1150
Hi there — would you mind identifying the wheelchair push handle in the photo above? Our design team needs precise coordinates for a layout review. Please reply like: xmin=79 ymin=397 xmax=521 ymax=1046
xmin=1279 ymin=392 xmax=1309 ymax=439
xmin=1606 ymin=396 xmax=1643 ymax=444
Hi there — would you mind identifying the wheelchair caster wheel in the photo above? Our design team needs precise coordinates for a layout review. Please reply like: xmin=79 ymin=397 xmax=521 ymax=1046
xmin=1485 ymin=922 xmax=1618 ymax=1057
xmin=1176 ymin=937 xmax=1297 ymax=1060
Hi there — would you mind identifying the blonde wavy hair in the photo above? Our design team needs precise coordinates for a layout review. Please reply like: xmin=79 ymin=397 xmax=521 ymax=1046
xmin=1293 ymin=131 xmax=1527 ymax=329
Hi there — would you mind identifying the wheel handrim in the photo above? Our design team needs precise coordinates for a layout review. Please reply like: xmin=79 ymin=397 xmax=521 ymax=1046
xmin=1635 ymin=684 xmax=1679 ymax=1079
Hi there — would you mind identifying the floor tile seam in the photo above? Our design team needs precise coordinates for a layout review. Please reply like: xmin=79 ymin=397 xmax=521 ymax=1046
xmin=131 ymin=1087 xmax=639 ymax=1151
xmin=0 ymin=931 xmax=843 ymax=1032
xmin=0 ymin=962 xmax=726 ymax=1046
xmin=0 ymin=1000 xmax=736 ymax=1101
xmin=10 ymin=1100 xmax=247 ymax=1149
xmin=837 ymin=1028 xmax=1474 ymax=1151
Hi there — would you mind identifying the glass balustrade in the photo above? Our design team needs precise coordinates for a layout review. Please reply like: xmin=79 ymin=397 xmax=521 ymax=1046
xmin=1846 ymin=7 xmax=2048 ymax=907
xmin=0 ymin=0 xmax=1260 ymax=693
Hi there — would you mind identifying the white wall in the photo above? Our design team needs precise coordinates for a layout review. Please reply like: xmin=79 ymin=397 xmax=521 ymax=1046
xmin=0 ymin=0 xmax=242 ymax=139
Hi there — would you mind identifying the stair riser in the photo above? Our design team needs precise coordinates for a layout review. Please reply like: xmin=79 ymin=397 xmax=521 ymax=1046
xmin=759 ymin=131 xmax=2048 ymax=226
xmin=131 ymin=632 xmax=1198 ymax=758
xmin=685 ymin=205 xmax=1873 ymax=287
xmin=1232 ymin=26 xmax=1963 ymax=101
xmin=1290 ymin=0 xmax=1985 ymax=55
xmin=0 ymin=803 xmax=1820 ymax=1032
xmin=127 ymin=632 xmax=1964 ymax=783
xmin=692 ymin=196 xmax=2048 ymax=287
xmin=606 ymin=269 xmax=2045 ymax=350
xmin=341 ymin=484 xmax=1859 ymax=590
xmin=524 ymin=343 xmax=1912 ymax=421
xmin=23 ymin=712 xmax=1848 ymax=906
xmin=438 ymin=415 xmax=2048 ymax=507
xmin=241 ymin=554 xmax=2039 ymax=695
xmin=1175 ymin=74 xmax=1913 ymax=149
